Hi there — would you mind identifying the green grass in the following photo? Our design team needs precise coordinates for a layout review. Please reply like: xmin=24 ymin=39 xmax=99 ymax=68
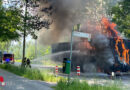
xmin=0 ymin=64 xmax=65 ymax=82
xmin=54 ymin=79 xmax=121 ymax=90
xmin=15 ymin=59 xmax=22 ymax=62
xmin=0 ymin=64 xmax=122 ymax=90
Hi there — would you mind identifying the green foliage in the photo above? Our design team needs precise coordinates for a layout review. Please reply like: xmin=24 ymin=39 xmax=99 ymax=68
xmin=8 ymin=40 xmax=51 ymax=60
xmin=54 ymin=80 xmax=121 ymax=90
xmin=25 ymin=41 xmax=51 ymax=60
xmin=0 ymin=0 xmax=52 ymax=66
xmin=9 ymin=41 xmax=22 ymax=59
xmin=0 ymin=42 xmax=6 ymax=51
xmin=37 ymin=45 xmax=51 ymax=56
xmin=0 ymin=41 xmax=11 ymax=52
xmin=15 ymin=59 xmax=22 ymax=63
xmin=18 ymin=0 xmax=51 ymax=39
xmin=26 ymin=41 xmax=35 ymax=59
xmin=0 ymin=64 xmax=65 ymax=82
xmin=0 ymin=0 xmax=51 ymax=41
xmin=110 ymin=0 xmax=130 ymax=38
xmin=0 ymin=1 xmax=22 ymax=41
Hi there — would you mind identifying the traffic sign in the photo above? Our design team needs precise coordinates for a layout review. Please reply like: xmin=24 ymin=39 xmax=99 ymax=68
xmin=68 ymin=24 xmax=91 ymax=82
xmin=73 ymin=31 xmax=91 ymax=41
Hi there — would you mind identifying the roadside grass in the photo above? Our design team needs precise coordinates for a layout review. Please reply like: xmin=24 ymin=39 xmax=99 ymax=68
xmin=15 ymin=59 xmax=22 ymax=62
xmin=53 ymin=79 xmax=121 ymax=90
xmin=0 ymin=64 xmax=122 ymax=90
xmin=0 ymin=64 xmax=65 ymax=82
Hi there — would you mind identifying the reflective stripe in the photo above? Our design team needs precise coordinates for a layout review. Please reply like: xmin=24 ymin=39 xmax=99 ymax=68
xmin=55 ymin=66 xmax=58 ymax=73
xmin=77 ymin=66 xmax=80 ymax=76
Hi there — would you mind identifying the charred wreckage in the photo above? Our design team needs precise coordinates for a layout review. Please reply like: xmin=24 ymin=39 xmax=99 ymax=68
xmin=51 ymin=18 xmax=130 ymax=74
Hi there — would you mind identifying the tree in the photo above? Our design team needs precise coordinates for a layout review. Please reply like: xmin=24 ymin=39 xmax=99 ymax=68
xmin=0 ymin=0 xmax=51 ymax=63
xmin=0 ymin=0 xmax=22 ymax=52
xmin=0 ymin=42 xmax=6 ymax=52
xmin=0 ymin=0 xmax=22 ymax=41
xmin=20 ymin=0 xmax=51 ymax=67
xmin=109 ymin=0 xmax=130 ymax=38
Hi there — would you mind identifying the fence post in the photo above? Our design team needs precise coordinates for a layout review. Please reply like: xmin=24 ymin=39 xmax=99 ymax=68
xmin=77 ymin=66 xmax=80 ymax=76
xmin=55 ymin=66 xmax=58 ymax=76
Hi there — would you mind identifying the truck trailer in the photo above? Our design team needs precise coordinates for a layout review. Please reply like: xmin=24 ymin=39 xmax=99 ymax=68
xmin=51 ymin=38 xmax=130 ymax=74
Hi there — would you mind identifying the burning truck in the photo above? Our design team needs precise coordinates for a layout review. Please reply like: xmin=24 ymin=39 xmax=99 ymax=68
xmin=51 ymin=17 xmax=130 ymax=74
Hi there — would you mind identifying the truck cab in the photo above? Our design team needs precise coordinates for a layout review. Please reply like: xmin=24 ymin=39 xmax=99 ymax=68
xmin=3 ymin=53 xmax=14 ymax=64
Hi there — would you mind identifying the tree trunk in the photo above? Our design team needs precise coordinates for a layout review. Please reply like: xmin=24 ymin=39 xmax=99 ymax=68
xmin=21 ymin=0 xmax=27 ymax=67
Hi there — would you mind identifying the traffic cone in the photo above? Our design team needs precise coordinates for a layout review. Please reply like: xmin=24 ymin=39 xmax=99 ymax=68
xmin=0 ymin=76 xmax=6 ymax=86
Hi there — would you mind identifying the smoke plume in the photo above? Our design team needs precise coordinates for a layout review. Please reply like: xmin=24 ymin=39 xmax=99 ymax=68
xmin=38 ymin=0 xmax=90 ymax=45
xmin=37 ymin=0 xmax=115 ymax=73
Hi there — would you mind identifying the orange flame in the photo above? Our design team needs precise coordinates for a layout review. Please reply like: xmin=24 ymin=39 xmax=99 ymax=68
xmin=101 ymin=17 xmax=130 ymax=64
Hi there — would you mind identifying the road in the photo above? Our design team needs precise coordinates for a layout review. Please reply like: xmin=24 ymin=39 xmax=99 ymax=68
xmin=0 ymin=69 xmax=55 ymax=90
xmin=14 ymin=62 xmax=55 ymax=70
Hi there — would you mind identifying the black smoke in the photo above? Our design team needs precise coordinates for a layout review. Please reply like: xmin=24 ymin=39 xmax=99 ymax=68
xmin=37 ymin=0 xmax=114 ymax=73
xmin=38 ymin=0 xmax=88 ymax=44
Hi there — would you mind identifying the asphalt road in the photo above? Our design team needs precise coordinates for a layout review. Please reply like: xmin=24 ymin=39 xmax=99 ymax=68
xmin=14 ymin=62 xmax=55 ymax=70
xmin=0 ymin=69 xmax=55 ymax=90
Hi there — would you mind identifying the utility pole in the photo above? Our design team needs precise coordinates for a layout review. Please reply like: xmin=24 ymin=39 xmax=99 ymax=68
xmin=22 ymin=0 xmax=28 ymax=67
xmin=68 ymin=24 xmax=80 ymax=82
xmin=68 ymin=28 xmax=74 ymax=82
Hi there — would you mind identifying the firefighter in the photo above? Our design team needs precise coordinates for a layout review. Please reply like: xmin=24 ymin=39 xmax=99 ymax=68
xmin=26 ymin=58 xmax=31 ymax=68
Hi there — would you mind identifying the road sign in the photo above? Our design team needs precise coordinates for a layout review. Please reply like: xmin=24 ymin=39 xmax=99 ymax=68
xmin=73 ymin=31 xmax=91 ymax=41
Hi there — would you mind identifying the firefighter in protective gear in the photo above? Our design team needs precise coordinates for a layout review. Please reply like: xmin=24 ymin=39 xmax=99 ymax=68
xmin=26 ymin=58 xmax=31 ymax=68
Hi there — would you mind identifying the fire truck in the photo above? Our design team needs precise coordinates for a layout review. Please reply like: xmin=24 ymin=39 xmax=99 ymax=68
xmin=2 ymin=53 xmax=15 ymax=64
